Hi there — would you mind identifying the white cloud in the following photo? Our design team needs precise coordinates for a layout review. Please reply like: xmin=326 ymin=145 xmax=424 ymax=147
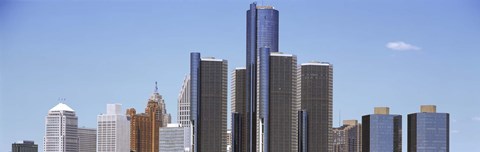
xmin=452 ymin=130 xmax=460 ymax=134
xmin=472 ymin=116 xmax=480 ymax=121
xmin=386 ymin=41 xmax=421 ymax=51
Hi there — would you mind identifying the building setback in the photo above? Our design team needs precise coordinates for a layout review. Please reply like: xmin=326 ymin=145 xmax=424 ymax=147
xmin=126 ymin=86 xmax=167 ymax=152
xmin=190 ymin=52 xmax=228 ymax=152
xmin=12 ymin=140 xmax=38 ymax=152
xmin=362 ymin=107 xmax=402 ymax=152
xmin=97 ymin=104 xmax=130 ymax=152
xmin=408 ymin=105 xmax=449 ymax=152
xmin=44 ymin=103 xmax=78 ymax=152
xmin=78 ymin=127 xmax=96 ymax=152
xmin=299 ymin=61 xmax=333 ymax=152
xmin=332 ymin=120 xmax=362 ymax=152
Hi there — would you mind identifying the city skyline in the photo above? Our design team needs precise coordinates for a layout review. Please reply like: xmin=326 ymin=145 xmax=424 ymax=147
xmin=1 ymin=0 xmax=480 ymax=151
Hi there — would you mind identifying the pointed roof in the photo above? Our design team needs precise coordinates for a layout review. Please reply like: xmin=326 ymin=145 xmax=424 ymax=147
xmin=49 ymin=103 xmax=74 ymax=112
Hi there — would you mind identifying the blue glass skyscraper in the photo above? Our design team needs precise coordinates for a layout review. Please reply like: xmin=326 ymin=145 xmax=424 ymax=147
xmin=362 ymin=107 xmax=402 ymax=152
xmin=243 ymin=2 xmax=279 ymax=152
xmin=408 ymin=105 xmax=449 ymax=152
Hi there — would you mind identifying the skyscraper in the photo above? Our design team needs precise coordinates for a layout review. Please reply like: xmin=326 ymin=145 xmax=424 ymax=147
xmin=265 ymin=52 xmax=299 ymax=152
xmin=44 ymin=103 xmax=78 ymax=152
xmin=408 ymin=105 xmax=449 ymax=152
xmin=332 ymin=120 xmax=362 ymax=152
xmin=97 ymin=104 xmax=130 ymax=152
xmin=190 ymin=52 xmax=228 ymax=152
xmin=362 ymin=107 xmax=402 ymax=152
xmin=126 ymin=86 xmax=166 ymax=152
xmin=299 ymin=61 xmax=333 ymax=152
xmin=78 ymin=127 xmax=96 ymax=152
xmin=231 ymin=67 xmax=246 ymax=152
xmin=244 ymin=2 xmax=279 ymax=152
xmin=178 ymin=75 xmax=191 ymax=128
xmin=150 ymin=82 xmax=171 ymax=127
xmin=12 ymin=140 xmax=38 ymax=152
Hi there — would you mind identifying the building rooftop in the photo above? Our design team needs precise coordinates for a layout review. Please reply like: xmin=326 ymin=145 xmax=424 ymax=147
xmin=49 ymin=103 xmax=74 ymax=112
xmin=301 ymin=61 xmax=331 ymax=66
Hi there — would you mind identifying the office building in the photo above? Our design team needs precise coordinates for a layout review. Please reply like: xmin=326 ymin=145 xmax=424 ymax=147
xmin=12 ymin=140 xmax=38 ymax=152
xmin=299 ymin=61 xmax=333 ymax=152
xmin=126 ymin=85 xmax=166 ymax=152
xmin=408 ymin=105 xmax=449 ymax=152
xmin=178 ymin=75 xmax=191 ymax=127
xmin=190 ymin=52 xmax=228 ymax=152
xmin=160 ymin=123 xmax=191 ymax=152
xmin=231 ymin=67 xmax=246 ymax=152
xmin=264 ymin=52 xmax=299 ymax=152
xmin=332 ymin=120 xmax=362 ymax=152
xmin=78 ymin=127 xmax=96 ymax=152
xmin=97 ymin=104 xmax=130 ymax=152
xmin=362 ymin=107 xmax=402 ymax=152
xmin=44 ymin=103 xmax=78 ymax=152
xmin=242 ymin=2 xmax=280 ymax=152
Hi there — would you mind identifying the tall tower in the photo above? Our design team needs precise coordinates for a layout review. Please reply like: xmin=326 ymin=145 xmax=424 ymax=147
xmin=299 ymin=61 xmax=333 ymax=152
xmin=190 ymin=52 xmax=228 ymax=152
xmin=244 ymin=2 xmax=279 ymax=152
xmin=408 ymin=105 xmax=449 ymax=152
xmin=265 ymin=52 xmax=299 ymax=152
xmin=127 ymin=85 xmax=166 ymax=152
xmin=178 ymin=75 xmax=191 ymax=127
xmin=44 ymin=103 xmax=78 ymax=152
xmin=97 ymin=104 xmax=130 ymax=152
xmin=362 ymin=107 xmax=402 ymax=152
xmin=232 ymin=67 xmax=246 ymax=152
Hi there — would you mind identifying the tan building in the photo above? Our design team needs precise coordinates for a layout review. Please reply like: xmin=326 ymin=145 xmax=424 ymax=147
xmin=127 ymin=85 xmax=169 ymax=152
xmin=332 ymin=120 xmax=362 ymax=152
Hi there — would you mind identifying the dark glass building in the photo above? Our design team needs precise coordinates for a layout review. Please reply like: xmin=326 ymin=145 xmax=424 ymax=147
xmin=362 ymin=107 xmax=402 ymax=152
xmin=12 ymin=141 xmax=38 ymax=152
xmin=408 ymin=105 xmax=449 ymax=152
xmin=267 ymin=52 xmax=298 ymax=152
xmin=232 ymin=68 xmax=247 ymax=152
xmin=244 ymin=2 xmax=279 ymax=152
xmin=299 ymin=61 xmax=333 ymax=152
xmin=190 ymin=52 xmax=228 ymax=152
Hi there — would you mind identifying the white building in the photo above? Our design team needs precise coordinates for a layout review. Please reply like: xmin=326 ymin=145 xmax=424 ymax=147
xmin=97 ymin=104 xmax=130 ymax=152
xmin=78 ymin=127 xmax=96 ymax=152
xmin=44 ymin=103 xmax=78 ymax=152
xmin=177 ymin=75 xmax=191 ymax=127
xmin=159 ymin=123 xmax=191 ymax=152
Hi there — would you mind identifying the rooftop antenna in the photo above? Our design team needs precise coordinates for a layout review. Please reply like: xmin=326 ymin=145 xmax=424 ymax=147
xmin=155 ymin=81 xmax=158 ymax=93
xmin=339 ymin=109 xmax=341 ymax=127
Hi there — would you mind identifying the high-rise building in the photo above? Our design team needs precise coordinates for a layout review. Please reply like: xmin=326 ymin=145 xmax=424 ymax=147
xmin=127 ymin=85 xmax=166 ymax=152
xmin=408 ymin=105 xmax=449 ymax=152
xmin=178 ymin=75 xmax=191 ymax=127
xmin=44 ymin=103 xmax=78 ymax=152
xmin=231 ymin=67 xmax=246 ymax=152
xmin=12 ymin=140 xmax=38 ymax=152
xmin=190 ymin=53 xmax=227 ymax=152
xmin=78 ymin=127 xmax=96 ymax=152
xmin=159 ymin=123 xmax=191 ymax=152
xmin=264 ymin=52 xmax=299 ymax=152
xmin=332 ymin=120 xmax=362 ymax=152
xmin=362 ymin=107 xmax=402 ymax=152
xmin=97 ymin=104 xmax=130 ymax=152
xmin=243 ymin=2 xmax=279 ymax=152
xmin=299 ymin=61 xmax=333 ymax=152
xmin=227 ymin=129 xmax=232 ymax=152
xmin=150 ymin=82 xmax=171 ymax=127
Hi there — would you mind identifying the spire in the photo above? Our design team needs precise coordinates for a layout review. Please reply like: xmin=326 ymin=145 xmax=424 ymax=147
xmin=155 ymin=81 xmax=158 ymax=93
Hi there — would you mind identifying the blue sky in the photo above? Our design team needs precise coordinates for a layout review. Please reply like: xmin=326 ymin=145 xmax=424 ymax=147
xmin=1 ymin=0 xmax=479 ymax=151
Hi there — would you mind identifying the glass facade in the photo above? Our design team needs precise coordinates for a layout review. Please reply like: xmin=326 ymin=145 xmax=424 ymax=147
xmin=300 ymin=62 xmax=333 ymax=152
xmin=362 ymin=114 xmax=402 ymax=152
xmin=408 ymin=113 xmax=449 ymax=152
xmin=244 ymin=2 xmax=279 ymax=152
xmin=190 ymin=52 xmax=200 ymax=152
